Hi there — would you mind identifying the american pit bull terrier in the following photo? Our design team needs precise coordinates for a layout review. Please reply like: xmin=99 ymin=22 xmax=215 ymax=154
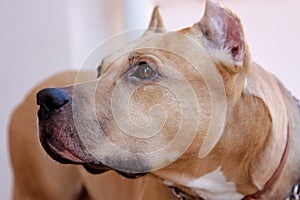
xmin=10 ymin=1 xmax=300 ymax=199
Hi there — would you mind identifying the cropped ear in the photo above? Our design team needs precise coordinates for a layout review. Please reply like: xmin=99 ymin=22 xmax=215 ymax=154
xmin=193 ymin=0 xmax=245 ymax=67
xmin=147 ymin=6 xmax=166 ymax=33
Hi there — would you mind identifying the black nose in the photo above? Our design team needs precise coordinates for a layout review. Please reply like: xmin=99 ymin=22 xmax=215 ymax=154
xmin=36 ymin=88 xmax=69 ymax=110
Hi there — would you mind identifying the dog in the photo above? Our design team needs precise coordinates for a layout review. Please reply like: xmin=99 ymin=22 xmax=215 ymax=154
xmin=10 ymin=1 xmax=300 ymax=199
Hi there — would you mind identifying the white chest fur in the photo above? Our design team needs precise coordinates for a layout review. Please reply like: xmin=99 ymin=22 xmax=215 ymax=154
xmin=186 ymin=166 xmax=243 ymax=200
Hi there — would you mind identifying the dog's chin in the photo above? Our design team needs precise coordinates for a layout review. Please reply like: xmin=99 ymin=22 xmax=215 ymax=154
xmin=83 ymin=163 xmax=110 ymax=174
xmin=83 ymin=163 xmax=147 ymax=178
xmin=116 ymin=170 xmax=148 ymax=179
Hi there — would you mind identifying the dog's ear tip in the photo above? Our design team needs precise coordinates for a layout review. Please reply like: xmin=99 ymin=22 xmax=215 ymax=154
xmin=206 ymin=0 xmax=218 ymax=6
xmin=204 ymin=0 xmax=221 ymax=10
xmin=196 ymin=0 xmax=246 ymax=66
xmin=147 ymin=5 xmax=166 ymax=33
xmin=152 ymin=6 xmax=162 ymax=20
xmin=153 ymin=5 xmax=160 ymax=11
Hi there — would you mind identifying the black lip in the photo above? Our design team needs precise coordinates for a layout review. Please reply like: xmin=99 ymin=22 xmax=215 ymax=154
xmin=116 ymin=170 xmax=148 ymax=179
xmin=83 ymin=163 xmax=148 ymax=178
xmin=83 ymin=164 xmax=110 ymax=174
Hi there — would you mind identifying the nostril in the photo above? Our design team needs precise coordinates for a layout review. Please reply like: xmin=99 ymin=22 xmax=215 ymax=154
xmin=36 ymin=88 xmax=69 ymax=110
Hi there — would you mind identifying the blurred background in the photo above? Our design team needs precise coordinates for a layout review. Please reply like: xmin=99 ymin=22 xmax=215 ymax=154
xmin=1 ymin=0 xmax=299 ymax=199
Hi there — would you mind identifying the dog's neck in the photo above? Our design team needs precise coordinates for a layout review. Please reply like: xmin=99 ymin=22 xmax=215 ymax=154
xmin=242 ymin=63 xmax=300 ymax=198
xmin=154 ymin=65 xmax=300 ymax=199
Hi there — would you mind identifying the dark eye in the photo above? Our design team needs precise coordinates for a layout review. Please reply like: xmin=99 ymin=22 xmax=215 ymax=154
xmin=132 ymin=61 xmax=156 ymax=80
xmin=97 ymin=64 xmax=102 ymax=78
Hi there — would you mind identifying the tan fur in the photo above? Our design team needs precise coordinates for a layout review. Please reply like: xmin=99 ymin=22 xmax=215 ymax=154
xmin=9 ymin=1 xmax=300 ymax=199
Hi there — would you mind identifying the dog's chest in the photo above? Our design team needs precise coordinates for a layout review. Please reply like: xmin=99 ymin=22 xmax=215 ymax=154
xmin=186 ymin=167 xmax=243 ymax=200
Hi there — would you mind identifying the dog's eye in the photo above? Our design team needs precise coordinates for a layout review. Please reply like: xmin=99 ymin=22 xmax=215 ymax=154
xmin=133 ymin=61 xmax=156 ymax=80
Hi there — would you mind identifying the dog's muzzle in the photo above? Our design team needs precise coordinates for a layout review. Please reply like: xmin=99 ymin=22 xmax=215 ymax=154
xmin=36 ymin=87 xmax=89 ymax=163
xmin=36 ymin=87 xmax=110 ymax=173
xmin=36 ymin=87 xmax=147 ymax=178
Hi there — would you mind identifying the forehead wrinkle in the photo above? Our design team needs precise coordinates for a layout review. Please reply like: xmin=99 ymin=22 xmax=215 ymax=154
xmin=129 ymin=52 xmax=140 ymax=63
xmin=101 ymin=51 xmax=142 ymax=76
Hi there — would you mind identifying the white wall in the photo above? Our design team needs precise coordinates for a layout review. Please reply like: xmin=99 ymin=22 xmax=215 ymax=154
xmin=1 ymin=0 xmax=299 ymax=199
xmin=0 ymin=1 xmax=70 ymax=199
xmin=65 ymin=0 xmax=153 ymax=68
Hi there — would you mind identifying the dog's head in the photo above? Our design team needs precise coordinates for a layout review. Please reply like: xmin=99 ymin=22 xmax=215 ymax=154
xmin=37 ymin=0 xmax=250 ymax=179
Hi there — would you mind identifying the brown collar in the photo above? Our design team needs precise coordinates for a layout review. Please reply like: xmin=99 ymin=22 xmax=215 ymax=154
xmin=170 ymin=124 xmax=290 ymax=200
xmin=242 ymin=123 xmax=290 ymax=199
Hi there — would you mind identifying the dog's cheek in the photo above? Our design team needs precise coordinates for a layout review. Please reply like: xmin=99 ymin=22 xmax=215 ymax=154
xmin=129 ymin=84 xmax=181 ymax=139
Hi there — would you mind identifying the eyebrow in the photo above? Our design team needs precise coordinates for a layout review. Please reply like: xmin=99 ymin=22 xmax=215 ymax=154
xmin=100 ymin=51 xmax=141 ymax=75
xmin=129 ymin=52 xmax=140 ymax=63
